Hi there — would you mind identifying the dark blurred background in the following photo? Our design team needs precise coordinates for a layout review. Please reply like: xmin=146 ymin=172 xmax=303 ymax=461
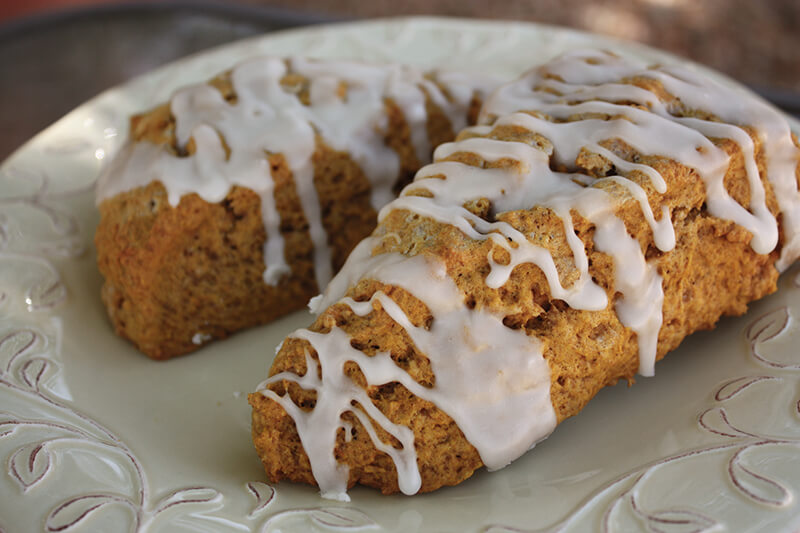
xmin=1 ymin=0 xmax=798 ymax=160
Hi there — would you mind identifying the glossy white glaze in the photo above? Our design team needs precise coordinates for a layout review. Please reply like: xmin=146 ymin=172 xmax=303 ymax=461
xmin=265 ymin=249 xmax=555 ymax=499
xmin=95 ymin=56 xmax=496 ymax=289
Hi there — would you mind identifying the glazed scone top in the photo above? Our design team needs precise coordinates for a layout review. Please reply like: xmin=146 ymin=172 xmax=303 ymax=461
xmin=257 ymin=50 xmax=800 ymax=500
xmin=95 ymin=56 xmax=497 ymax=289
xmin=481 ymin=49 xmax=800 ymax=270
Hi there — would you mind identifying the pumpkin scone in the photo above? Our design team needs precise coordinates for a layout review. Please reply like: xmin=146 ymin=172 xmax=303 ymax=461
xmin=95 ymin=56 xmax=497 ymax=359
xmin=250 ymin=50 xmax=800 ymax=499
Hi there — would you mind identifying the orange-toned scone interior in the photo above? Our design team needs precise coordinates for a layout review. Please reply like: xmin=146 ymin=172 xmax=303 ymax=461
xmin=249 ymin=51 xmax=800 ymax=497
xmin=95 ymin=59 xmax=487 ymax=359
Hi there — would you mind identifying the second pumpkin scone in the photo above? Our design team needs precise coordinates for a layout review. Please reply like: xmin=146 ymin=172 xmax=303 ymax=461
xmin=94 ymin=57 xmax=497 ymax=359
xmin=250 ymin=50 xmax=800 ymax=499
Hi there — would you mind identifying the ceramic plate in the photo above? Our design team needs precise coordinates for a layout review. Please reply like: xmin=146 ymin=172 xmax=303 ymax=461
xmin=1 ymin=16 xmax=799 ymax=533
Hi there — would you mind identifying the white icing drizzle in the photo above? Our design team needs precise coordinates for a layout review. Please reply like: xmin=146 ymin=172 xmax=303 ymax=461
xmin=481 ymin=49 xmax=800 ymax=263
xmin=262 ymin=328 xmax=419 ymax=501
xmin=394 ymin=129 xmax=664 ymax=374
xmin=258 ymin=50 xmax=800 ymax=499
xmin=262 ymin=250 xmax=555 ymax=500
xmin=96 ymin=56 xmax=496 ymax=289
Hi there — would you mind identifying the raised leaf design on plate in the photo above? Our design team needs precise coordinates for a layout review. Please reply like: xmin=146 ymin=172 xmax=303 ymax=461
xmin=38 ymin=204 xmax=78 ymax=237
xmin=482 ymin=526 xmax=530 ymax=533
xmin=246 ymin=481 xmax=276 ymax=519
xmin=746 ymin=307 xmax=789 ymax=345
xmin=729 ymin=446 xmax=793 ymax=507
xmin=8 ymin=441 xmax=52 ymax=492
xmin=261 ymin=507 xmax=380 ymax=532
xmin=19 ymin=357 xmax=50 ymax=390
xmin=744 ymin=307 xmax=800 ymax=369
xmin=0 ymin=166 xmax=42 ymax=198
xmin=0 ymin=329 xmax=37 ymax=373
xmin=34 ymin=204 xmax=86 ymax=259
xmin=638 ymin=508 xmax=719 ymax=533
xmin=45 ymin=494 xmax=130 ymax=532
xmin=25 ymin=278 xmax=66 ymax=312
xmin=0 ymin=418 xmax=19 ymax=439
xmin=154 ymin=486 xmax=221 ymax=513
xmin=44 ymin=238 xmax=85 ymax=259
xmin=714 ymin=376 xmax=778 ymax=402
xmin=698 ymin=407 xmax=757 ymax=439
xmin=32 ymin=208 xmax=84 ymax=259
xmin=309 ymin=507 xmax=379 ymax=530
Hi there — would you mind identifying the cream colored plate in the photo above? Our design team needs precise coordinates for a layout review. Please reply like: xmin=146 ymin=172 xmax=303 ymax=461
xmin=1 ymin=16 xmax=800 ymax=533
